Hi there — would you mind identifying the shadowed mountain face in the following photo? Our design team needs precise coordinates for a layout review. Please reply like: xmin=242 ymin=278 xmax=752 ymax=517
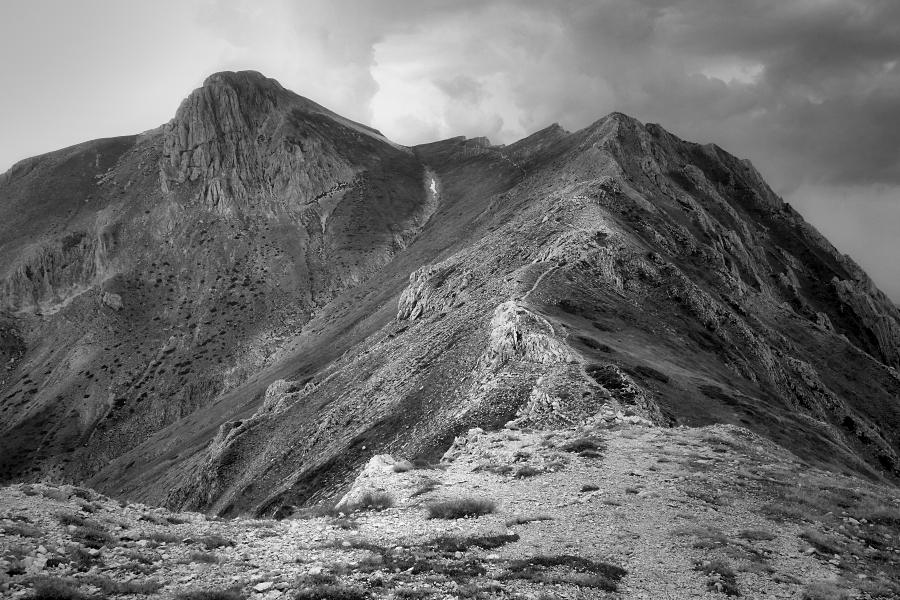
xmin=2 ymin=71 xmax=899 ymax=516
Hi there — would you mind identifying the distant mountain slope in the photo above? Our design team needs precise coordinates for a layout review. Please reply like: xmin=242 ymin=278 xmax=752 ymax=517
xmin=1 ymin=71 xmax=898 ymax=517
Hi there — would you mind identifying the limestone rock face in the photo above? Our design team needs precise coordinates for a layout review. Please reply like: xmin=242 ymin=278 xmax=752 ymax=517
xmin=2 ymin=71 xmax=900 ymax=518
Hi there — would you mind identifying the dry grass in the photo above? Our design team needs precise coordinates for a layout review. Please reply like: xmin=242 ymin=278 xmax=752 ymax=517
xmin=426 ymin=498 xmax=496 ymax=519
xmin=30 ymin=577 xmax=91 ymax=600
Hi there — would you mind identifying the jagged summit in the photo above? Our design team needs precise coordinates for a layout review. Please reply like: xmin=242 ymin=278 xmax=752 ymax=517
xmin=1 ymin=70 xmax=899 ymax=525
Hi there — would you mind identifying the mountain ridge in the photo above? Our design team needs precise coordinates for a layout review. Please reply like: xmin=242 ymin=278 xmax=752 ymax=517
xmin=1 ymin=70 xmax=899 ymax=521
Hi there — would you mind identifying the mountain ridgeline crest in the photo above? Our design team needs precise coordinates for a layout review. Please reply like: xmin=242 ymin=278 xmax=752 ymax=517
xmin=1 ymin=70 xmax=898 ymax=517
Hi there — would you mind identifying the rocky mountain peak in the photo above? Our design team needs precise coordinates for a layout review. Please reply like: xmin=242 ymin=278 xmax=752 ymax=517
xmin=2 ymin=71 xmax=900 ymax=534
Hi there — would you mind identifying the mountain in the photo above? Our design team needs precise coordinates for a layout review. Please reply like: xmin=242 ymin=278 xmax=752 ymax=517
xmin=1 ymin=71 xmax=899 ymax=519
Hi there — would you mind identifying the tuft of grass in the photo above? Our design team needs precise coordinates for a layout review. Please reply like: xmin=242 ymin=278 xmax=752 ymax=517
xmin=502 ymin=555 xmax=627 ymax=591
xmin=560 ymin=437 xmax=605 ymax=456
xmin=513 ymin=465 xmax=541 ymax=479
xmin=737 ymin=529 xmax=775 ymax=541
xmin=425 ymin=533 xmax=519 ymax=553
xmin=293 ymin=584 xmax=369 ymax=600
xmin=505 ymin=514 xmax=553 ymax=527
xmin=353 ymin=491 xmax=394 ymax=512
xmin=142 ymin=531 xmax=182 ymax=544
xmin=175 ymin=588 xmax=246 ymax=600
xmin=330 ymin=517 xmax=359 ymax=530
xmin=73 ymin=525 xmax=117 ymax=549
xmin=66 ymin=546 xmax=98 ymax=571
xmin=82 ymin=575 xmax=163 ymax=595
xmin=695 ymin=559 xmax=739 ymax=596
xmin=41 ymin=488 xmax=70 ymax=502
xmin=426 ymin=498 xmax=496 ymax=519
xmin=70 ymin=488 xmax=93 ymax=501
xmin=799 ymin=528 xmax=844 ymax=555
xmin=56 ymin=511 xmax=99 ymax=528
xmin=30 ymin=577 xmax=90 ymax=600
xmin=199 ymin=534 xmax=234 ymax=549
xmin=3 ymin=522 xmax=43 ymax=538
xmin=410 ymin=478 xmax=441 ymax=498
xmin=188 ymin=551 xmax=220 ymax=564
xmin=802 ymin=582 xmax=848 ymax=600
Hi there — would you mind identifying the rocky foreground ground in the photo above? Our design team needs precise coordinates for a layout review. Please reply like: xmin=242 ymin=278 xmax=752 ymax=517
xmin=2 ymin=421 xmax=900 ymax=600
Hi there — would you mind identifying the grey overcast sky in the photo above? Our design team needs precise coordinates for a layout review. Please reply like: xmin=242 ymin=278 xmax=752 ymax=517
xmin=1 ymin=0 xmax=899 ymax=300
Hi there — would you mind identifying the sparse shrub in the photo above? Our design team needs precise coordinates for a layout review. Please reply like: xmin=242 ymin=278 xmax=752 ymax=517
xmin=41 ymin=488 xmax=70 ymax=502
xmin=139 ymin=513 xmax=169 ymax=526
xmin=426 ymin=498 xmax=496 ymax=519
xmin=294 ymin=584 xmax=368 ymax=600
xmin=166 ymin=515 xmax=191 ymax=525
xmin=30 ymin=577 xmax=90 ymax=600
xmin=426 ymin=533 xmax=519 ymax=553
xmin=410 ymin=478 xmax=441 ymax=498
xmin=353 ymin=491 xmax=394 ymax=512
xmin=66 ymin=546 xmax=97 ymax=571
xmin=737 ymin=529 xmax=775 ymax=541
xmin=502 ymin=555 xmax=627 ymax=591
xmin=799 ymin=528 xmax=843 ymax=555
xmin=56 ymin=511 xmax=97 ymax=528
xmin=71 ymin=487 xmax=93 ymax=501
xmin=3 ymin=522 xmax=43 ymax=537
xmin=392 ymin=460 xmax=416 ymax=473
xmin=560 ymin=437 xmax=605 ymax=456
xmin=695 ymin=559 xmax=739 ymax=596
xmin=142 ymin=531 xmax=182 ymax=544
xmin=330 ymin=517 xmax=359 ymax=530
xmin=73 ymin=526 xmax=117 ymax=549
xmin=199 ymin=534 xmax=233 ymax=549
xmin=514 ymin=465 xmax=541 ymax=479
xmin=505 ymin=514 xmax=553 ymax=527
xmin=82 ymin=575 xmax=163 ymax=595
xmin=188 ymin=551 xmax=220 ymax=564
xmin=175 ymin=588 xmax=245 ymax=600
xmin=802 ymin=582 xmax=848 ymax=600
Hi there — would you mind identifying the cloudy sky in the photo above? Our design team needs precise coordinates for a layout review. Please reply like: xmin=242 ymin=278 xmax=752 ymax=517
xmin=1 ymin=0 xmax=898 ymax=299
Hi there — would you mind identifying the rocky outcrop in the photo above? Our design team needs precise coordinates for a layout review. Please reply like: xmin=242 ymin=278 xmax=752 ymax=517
xmin=0 ymin=232 xmax=116 ymax=314
xmin=832 ymin=277 xmax=900 ymax=367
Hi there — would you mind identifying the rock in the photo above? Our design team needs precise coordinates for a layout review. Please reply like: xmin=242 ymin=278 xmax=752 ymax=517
xmin=254 ymin=581 xmax=274 ymax=592
xmin=100 ymin=292 xmax=123 ymax=310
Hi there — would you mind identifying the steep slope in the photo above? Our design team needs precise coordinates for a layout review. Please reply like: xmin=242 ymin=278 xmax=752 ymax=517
xmin=94 ymin=114 xmax=900 ymax=518
xmin=0 ymin=71 xmax=434 ymax=484
xmin=2 ymin=72 xmax=899 ymax=520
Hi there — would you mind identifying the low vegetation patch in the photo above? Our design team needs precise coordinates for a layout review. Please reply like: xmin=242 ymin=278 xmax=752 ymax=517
xmin=694 ymin=559 xmax=739 ymax=596
xmin=352 ymin=491 xmax=394 ymax=512
xmin=199 ymin=534 xmax=234 ymax=549
xmin=502 ymin=555 xmax=627 ymax=591
xmin=143 ymin=531 xmax=183 ymax=544
xmin=505 ymin=514 xmax=553 ymax=527
xmin=175 ymin=588 xmax=245 ymax=600
xmin=801 ymin=582 xmax=848 ymax=600
xmin=426 ymin=498 xmax=496 ymax=519
xmin=736 ymin=529 xmax=775 ymax=541
xmin=73 ymin=525 xmax=117 ymax=549
xmin=425 ymin=533 xmax=519 ymax=554
xmin=294 ymin=584 xmax=369 ymax=600
xmin=560 ymin=437 xmax=605 ymax=456
xmin=30 ymin=577 xmax=90 ymax=600
xmin=2 ymin=522 xmax=43 ymax=538
xmin=82 ymin=574 xmax=163 ymax=595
